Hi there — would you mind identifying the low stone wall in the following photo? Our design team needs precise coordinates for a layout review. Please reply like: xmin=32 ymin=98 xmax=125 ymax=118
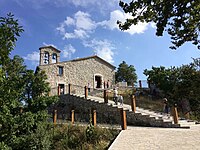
xmin=50 ymin=94 xmax=122 ymax=125
xmin=50 ymin=94 xmax=179 ymax=128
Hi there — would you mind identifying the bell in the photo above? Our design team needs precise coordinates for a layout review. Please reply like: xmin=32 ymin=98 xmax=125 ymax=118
xmin=44 ymin=53 xmax=49 ymax=58
xmin=52 ymin=54 xmax=56 ymax=59
xmin=44 ymin=59 xmax=48 ymax=64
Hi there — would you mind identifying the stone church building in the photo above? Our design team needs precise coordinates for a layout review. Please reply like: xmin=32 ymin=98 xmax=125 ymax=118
xmin=37 ymin=46 xmax=116 ymax=95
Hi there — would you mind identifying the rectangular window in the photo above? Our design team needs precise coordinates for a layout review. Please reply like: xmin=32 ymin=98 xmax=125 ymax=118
xmin=58 ymin=84 xmax=65 ymax=95
xmin=58 ymin=66 xmax=63 ymax=76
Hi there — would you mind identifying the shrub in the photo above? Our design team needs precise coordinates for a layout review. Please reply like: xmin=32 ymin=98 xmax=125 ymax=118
xmin=52 ymin=124 xmax=120 ymax=150
xmin=12 ymin=122 xmax=53 ymax=150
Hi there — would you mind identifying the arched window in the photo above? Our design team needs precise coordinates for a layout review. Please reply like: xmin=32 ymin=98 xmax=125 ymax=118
xmin=94 ymin=74 xmax=103 ymax=89
xmin=43 ymin=52 xmax=49 ymax=64
xmin=52 ymin=53 xmax=57 ymax=63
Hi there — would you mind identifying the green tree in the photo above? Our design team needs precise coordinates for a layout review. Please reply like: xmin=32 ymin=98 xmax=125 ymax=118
xmin=118 ymin=0 xmax=200 ymax=50
xmin=0 ymin=13 xmax=58 ymax=149
xmin=144 ymin=59 xmax=200 ymax=117
xmin=0 ymin=13 xmax=24 ymax=66
xmin=116 ymin=61 xmax=137 ymax=86
xmin=144 ymin=66 xmax=178 ymax=98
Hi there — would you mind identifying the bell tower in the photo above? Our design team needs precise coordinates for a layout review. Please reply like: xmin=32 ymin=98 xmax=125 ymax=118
xmin=39 ymin=46 xmax=61 ymax=65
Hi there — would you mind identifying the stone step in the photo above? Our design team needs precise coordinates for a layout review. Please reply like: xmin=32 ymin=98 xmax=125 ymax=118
xmin=177 ymin=120 xmax=196 ymax=128
xmin=74 ymin=94 xmax=197 ymax=128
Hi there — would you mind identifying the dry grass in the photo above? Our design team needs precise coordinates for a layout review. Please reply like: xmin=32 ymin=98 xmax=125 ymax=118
xmin=107 ymin=88 xmax=164 ymax=112
xmin=52 ymin=124 xmax=120 ymax=150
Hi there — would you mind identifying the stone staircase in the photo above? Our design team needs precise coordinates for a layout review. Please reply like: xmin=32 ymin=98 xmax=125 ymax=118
xmin=60 ymin=94 xmax=197 ymax=128
xmin=85 ymin=95 xmax=197 ymax=128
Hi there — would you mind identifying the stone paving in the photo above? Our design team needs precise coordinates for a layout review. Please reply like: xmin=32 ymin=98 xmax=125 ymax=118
xmin=109 ymin=124 xmax=200 ymax=150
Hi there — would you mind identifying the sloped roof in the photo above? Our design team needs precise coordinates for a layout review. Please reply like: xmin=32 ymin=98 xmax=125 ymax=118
xmin=39 ymin=46 xmax=61 ymax=53
xmin=70 ymin=55 xmax=116 ymax=69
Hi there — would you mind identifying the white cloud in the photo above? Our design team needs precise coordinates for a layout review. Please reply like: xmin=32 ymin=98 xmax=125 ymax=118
xmin=57 ymin=11 xmax=96 ymax=39
xmin=68 ymin=0 xmax=95 ymax=7
xmin=67 ymin=0 xmax=119 ymax=15
xmin=150 ymin=22 xmax=156 ymax=28
xmin=63 ymin=29 xmax=89 ymax=39
xmin=63 ymin=44 xmax=76 ymax=58
xmin=124 ymin=22 xmax=148 ymax=34
xmin=14 ymin=0 xmax=118 ymax=13
xmin=99 ymin=9 xmax=153 ymax=35
xmin=63 ymin=32 xmax=75 ymax=39
xmin=83 ymin=39 xmax=115 ymax=63
xmin=56 ymin=9 xmax=155 ymax=40
xmin=74 ymin=29 xmax=89 ymax=38
xmin=42 ymin=42 xmax=58 ymax=48
xmin=75 ymin=11 xmax=96 ymax=31
xmin=14 ymin=0 xmax=50 ymax=9
xmin=56 ymin=24 xmax=66 ymax=35
xmin=56 ymin=17 xmax=75 ymax=35
xmin=98 ymin=10 xmax=125 ymax=30
xmin=97 ymin=48 xmax=114 ymax=64
xmin=68 ymin=0 xmax=118 ymax=9
xmin=15 ymin=0 xmax=70 ymax=9
xmin=64 ymin=17 xmax=75 ymax=26
xmin=23 ymin=51 xmax=40 ymax=66
xmin=24 ymin=51 xmax=40 ymax=61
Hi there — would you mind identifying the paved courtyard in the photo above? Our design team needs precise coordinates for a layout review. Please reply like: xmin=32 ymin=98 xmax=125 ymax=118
xmin=109 ymin=124 xmax=200 ymax=150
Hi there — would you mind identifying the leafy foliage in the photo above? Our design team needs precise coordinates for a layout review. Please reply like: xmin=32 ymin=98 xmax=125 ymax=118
xmin=144 ymin=66 xmax=177 ymax=97
xmin=86 ymin=123 xmax=97 ymax=143
xmin=0 ymin=13 xmax=58 ymax=149
xmin=0 ymin=13 xmax=24 ymax=66
xmin=0 ymin=12 xmax=119 ymax=150
xmin=116 ymin=61 xmax=137 ymax=86
xmin=118 ymin=0 xmax=200 ymax=50
xmin=144 ymin=58 xmax=200 ymax=117
xmin=0 ymin=56 xmax=58 ymax=149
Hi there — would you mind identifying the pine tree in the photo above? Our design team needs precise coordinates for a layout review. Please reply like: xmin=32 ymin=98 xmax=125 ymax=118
xmin=116 ymin=61 xmax=137 ymax=86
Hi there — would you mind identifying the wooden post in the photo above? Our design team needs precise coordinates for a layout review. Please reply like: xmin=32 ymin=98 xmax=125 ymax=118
xmin=92 ymin=109 xmax=97 ymax=127
xmin=119 ymin=108 xmax=127 ymax=130
xmin=68 ymin=84 xmax=71 ymax=94
xmin=104 ymin=90 xmax=108 ymax=103
xmin=173 ymin=104 xmax=179 ymax=124
xmin=53 ymin=109 xmax=57 ymax=125
xmin=139 ymin=80 xmax=142 ymax=88
xmin=71 ymin=110 xmax=75 ymax=124
xmin=131 ymin=95 xmax=136 ymax=113
xmin=85 ymin=86 xmax=88 ymax=99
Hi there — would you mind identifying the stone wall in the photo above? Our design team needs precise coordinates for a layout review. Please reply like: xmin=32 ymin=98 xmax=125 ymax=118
xmin=39 ymin=57 xmax=115 ymax=95
xmin=50 ymin=94 xmax=122 ymax=125
xmin=39 ymin=46 xmax=61 ymax=65
xmin=50 ymin=94 xmax=180 ymax=128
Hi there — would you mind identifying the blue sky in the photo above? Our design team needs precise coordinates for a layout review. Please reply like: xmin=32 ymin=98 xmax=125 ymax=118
xmin=1 ymin=0 xmax=199 ymax=81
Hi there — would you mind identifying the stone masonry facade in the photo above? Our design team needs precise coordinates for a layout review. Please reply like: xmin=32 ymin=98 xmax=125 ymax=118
xmin=38 ymin=46 xmax=116 ymax=95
